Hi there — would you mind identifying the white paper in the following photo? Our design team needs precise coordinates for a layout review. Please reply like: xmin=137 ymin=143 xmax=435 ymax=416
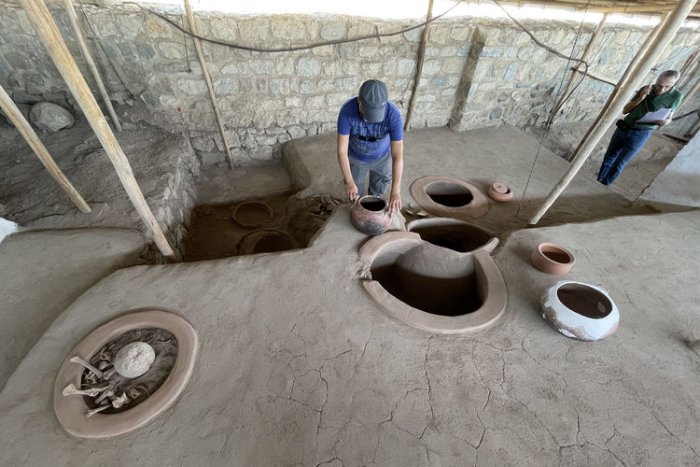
xmin=636 ymin=108 xmax=671 ymax=123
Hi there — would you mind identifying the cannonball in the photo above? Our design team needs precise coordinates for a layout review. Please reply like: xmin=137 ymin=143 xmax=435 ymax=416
xmin=113 ymin=342 xmax=156 ymax=379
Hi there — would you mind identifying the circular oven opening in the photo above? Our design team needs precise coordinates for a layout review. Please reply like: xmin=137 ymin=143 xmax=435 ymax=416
xmin=425 ymin=182 xmax=474 ymax=207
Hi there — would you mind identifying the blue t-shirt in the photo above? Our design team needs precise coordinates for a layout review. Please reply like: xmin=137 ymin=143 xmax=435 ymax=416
xmin=337 ymin=97 xmax=403 ymax=162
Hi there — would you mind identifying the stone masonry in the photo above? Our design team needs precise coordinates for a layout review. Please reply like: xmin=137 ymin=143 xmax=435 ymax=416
xmin=0 ymin=1 xmax=698 ymax=166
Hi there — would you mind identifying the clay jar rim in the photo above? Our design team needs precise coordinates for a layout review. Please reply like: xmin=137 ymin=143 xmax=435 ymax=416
xmin=409 ymin=176 xmax=489 ymax=220
xmin=53 ymin=310 xmax=198 ymax=439
xmin=531 ymin=242 xmax=575 ymax=275
xmin=354 ymin=195 xmax=389 ymax=215
xmin=487 ymin=182 xmax=513 ymax=202
xmin=231 ymin=200 xmax=274 ymax=227
xmin=237 ymin=228 xmax=296 ymax=255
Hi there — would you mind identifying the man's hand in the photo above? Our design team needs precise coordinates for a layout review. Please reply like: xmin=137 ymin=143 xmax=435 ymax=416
xmin=651 ymin=118 xmax=671 ymax=127
xmin=388 ymin=190 xmax=402 ymax=215
xmin=345 ymin=180 xmax=358 ymax=202
xmin=639 ymin=85 xmax=652 ymax=98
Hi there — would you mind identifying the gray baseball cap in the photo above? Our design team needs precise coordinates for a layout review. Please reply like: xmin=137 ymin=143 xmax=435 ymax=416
xmin=359 ymin=80 xmax=388 ymax=123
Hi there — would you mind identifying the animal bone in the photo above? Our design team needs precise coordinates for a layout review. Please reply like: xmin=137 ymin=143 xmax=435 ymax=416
xmin=98 ymin=350 xmax=112 ymax=362
xmin=86 ymin=405 xmax=110 ymax=418
xmin=95 ymin=388 xmax=115 ymax=405
xmin=111 ymin=393 xmax=129 ymax=409
xmin=84 ymin=372 xmax=99 ymax=385
xmin=98 ymin=361 xmax=111 ymax=371
xmin=102 ymin=368 xmax=116 ymax=380
xmin=62 ymin=383 xmax=110 ymax=397
xmin=69 ymin=356 xmax=104 ymax=379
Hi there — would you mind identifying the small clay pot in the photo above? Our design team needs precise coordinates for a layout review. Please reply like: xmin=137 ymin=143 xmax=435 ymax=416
xmin=350 ymin=196 xmax=392 ymax=236
xmin=531 ymin=242 xmax=575 ymax=275
xmin=541 ymin=280 xmax=619 ymax=341
xmin=487 ymin=182 xmax=513 ymax=202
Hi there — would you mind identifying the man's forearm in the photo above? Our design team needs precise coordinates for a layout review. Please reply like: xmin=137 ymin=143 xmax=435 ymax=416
xmin=390 ymin=141 xmax=404 ymax=194
xmin=337 ymin=150 xmax=353 ymax=184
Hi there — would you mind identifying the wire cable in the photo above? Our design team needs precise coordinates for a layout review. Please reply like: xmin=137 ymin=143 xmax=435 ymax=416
xmin=127 ymin=1 xmax=465 ymax=54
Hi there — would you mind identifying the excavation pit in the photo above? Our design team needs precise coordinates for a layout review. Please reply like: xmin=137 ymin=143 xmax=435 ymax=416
xmin=370 ymin=261 xmax=482 ymax=316
xmin=406 ymin=218 xmax=498 ymax=254
xmin=183 ymin=194 xmax=339 ymax=261
xmin=360 ymin=232 xmax=507 ymax=333
xmin=53 ymin=310 xmax=198 ymax=439
xmin=425 ymin=182 xmax=474 ymax=207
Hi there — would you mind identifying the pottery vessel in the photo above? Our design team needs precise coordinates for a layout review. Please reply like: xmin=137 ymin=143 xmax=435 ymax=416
xmin=541 ymin=280 xmax=619 ymax=341
xmin=359 ymin=232 xmax=508 ymax=334
xmin=231 ymin=200 xmax=274 ymax=227
xmin=531 ymin=242 xmax=575 ymax=275
xmin=410 ymin=176 xmax=489 ymax=220
xmin=487 ymin=182 xmax=513 ymax=202
xmin=350 ymin=196 xmax=392 ymax=236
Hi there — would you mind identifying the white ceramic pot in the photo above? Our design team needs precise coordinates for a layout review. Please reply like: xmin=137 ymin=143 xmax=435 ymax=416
xmin=541 ymin=280 xmax=619 ymax=342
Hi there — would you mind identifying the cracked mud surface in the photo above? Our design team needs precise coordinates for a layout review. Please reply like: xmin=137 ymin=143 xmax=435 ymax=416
xmin=1 ymin=207 xmax=698 ymax=466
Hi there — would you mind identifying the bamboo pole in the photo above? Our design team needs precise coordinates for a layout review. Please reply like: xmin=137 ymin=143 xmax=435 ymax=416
xmin=19 ymin=0 xmax=174 ymax=258
xmin=616 ymin=13 xmax=667 ymax=89
xmin=529 ymin=0 xmax=696 ymax=225
xmin=62 ymin=0 xmax=121 ymax=131
xmin=547 ymin=14 xmax=608 ymax=127
xmin=404 ymin=0 xmax=434 ymax=131
xmin=183 ymin=0 xmax=234 ymax=170
xmin=0 ymin=84 xmax=91 ymax=213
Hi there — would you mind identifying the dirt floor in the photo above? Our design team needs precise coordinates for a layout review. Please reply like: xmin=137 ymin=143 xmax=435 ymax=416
xmin=525 ymin=121 xmax=684 ymax=202
xmin=0 ymin=125 xmax=698 ymax=466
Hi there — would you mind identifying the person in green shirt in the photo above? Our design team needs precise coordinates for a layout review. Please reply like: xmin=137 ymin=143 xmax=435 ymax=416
xmin=597 ymin=70 xmax=683 ymax=186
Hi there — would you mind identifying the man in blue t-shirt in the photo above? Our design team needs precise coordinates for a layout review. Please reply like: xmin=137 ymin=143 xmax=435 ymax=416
xmin=337 ymin=79 xmax=404 ymax=214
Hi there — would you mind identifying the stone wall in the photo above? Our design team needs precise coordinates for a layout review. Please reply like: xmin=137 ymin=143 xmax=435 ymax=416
xmin=1 ymin=1 xmax=698 ymax=166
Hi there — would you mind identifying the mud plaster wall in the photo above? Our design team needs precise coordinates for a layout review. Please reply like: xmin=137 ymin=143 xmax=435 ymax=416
xmin=640 ymin=132 xmax=700 ymax=207
xmin=0 ymin=0 xmax=698 ymax=166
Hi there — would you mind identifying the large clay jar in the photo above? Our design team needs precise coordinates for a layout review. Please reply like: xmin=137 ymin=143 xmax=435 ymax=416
xmin=541 ymin=280 xmax=619 ymax=342
xmin=350 ymin=196 xmax=392 ymax=236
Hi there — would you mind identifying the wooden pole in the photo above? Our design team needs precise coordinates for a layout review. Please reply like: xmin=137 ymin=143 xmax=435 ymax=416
xmin=547 ymin=14 xmax=608 ymax=127
xmin=404 ymin=0 xmax=434 ymax=131
xmin=0 ymin=84 xmax=91 ymax=213
xmin=529 ymin=0 xmax=696 ymax=225
xmin=20 ymin=0 xmax=174 ymax=258
xmin=62 ymin=0 xmax=122 ymax=131
xmin=183 ymin=0 xmax=234 ymax=170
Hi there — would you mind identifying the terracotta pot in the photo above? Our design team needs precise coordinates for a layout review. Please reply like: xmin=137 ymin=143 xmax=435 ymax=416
xmin=231 ymin=200 xmax=274 ymax=227
xmin=531 ymin=242 xmax=575 ymax=275
xmin=541 ymin=280 xmax=619 ymax=341
xmin=350 ymin=196 xmax=391 ymax=236
xmin=487 ymin=182 xmax=513 ymax=202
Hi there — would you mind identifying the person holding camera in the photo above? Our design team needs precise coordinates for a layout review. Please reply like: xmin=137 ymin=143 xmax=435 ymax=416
xmin=597 ymin=70 xmax=683 ymax=186
xmin=336 ymin=79 xmax=404 ymax=215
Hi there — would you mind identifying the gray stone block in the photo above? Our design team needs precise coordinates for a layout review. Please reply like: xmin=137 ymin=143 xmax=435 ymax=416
xmin=321 ymin=22 xmax=346 ymax=41
xmin=29 ymin=102 xmax=74 ymax=132
xmin=296 ymin=57 xmax=321 ymax=77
